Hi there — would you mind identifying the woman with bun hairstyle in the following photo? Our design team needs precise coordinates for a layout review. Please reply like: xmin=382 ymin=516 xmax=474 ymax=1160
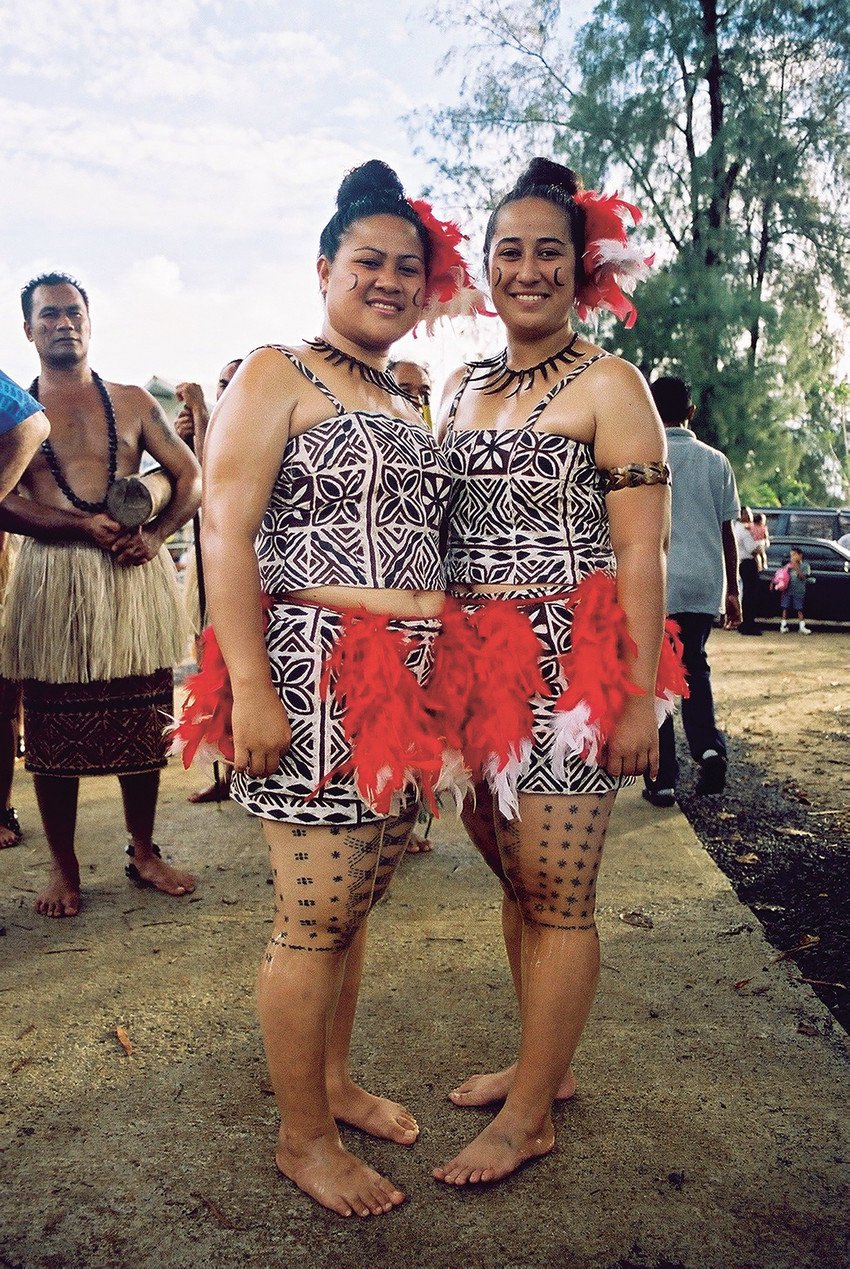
xmin=431 ymin=157 xmax=681 ymax=1185
xmin=193 ymin=160 xmax=481 ymax=1217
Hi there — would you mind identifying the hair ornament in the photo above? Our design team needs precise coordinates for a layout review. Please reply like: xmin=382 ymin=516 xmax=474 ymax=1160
xmin=408 ymin=198 xmax=492 ymax=335
xmin=573 ymin=190 xmax=654 ymax=329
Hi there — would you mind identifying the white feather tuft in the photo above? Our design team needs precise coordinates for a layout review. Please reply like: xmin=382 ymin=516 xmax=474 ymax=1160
xmin=421 ymin=270 xmax=489 ymax=336
xmin=435 ymin=747 xmax=474 ymax=814
xmin=551 ymin=705 xmax=604 ymax=773
xmin=590 ymin=239 xmax=654 ymax=289
xmin=484 ymin=739 xmax=531 ymax=820
xmin=654 ymin=690 xmax=678 ymax=727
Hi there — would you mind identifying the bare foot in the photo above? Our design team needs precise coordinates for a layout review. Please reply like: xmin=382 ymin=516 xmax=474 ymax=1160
xmin=449 ymin=1063 xmax=576 ymax=1107
xmin=127 ymin=848 xmax=195 ymax=896
xmin=187 ymin=780 xmax=230 ymax=804
xmin=406 ymin=834 xmax=432 ymax=854
xmin=328 ymin=1079 xmax=419 ymax=1144
xmin=0 ymin=824 xmax=20 ymax=849
xmin=35 ymin=868 xmax=81 ymax=918
xmin=276 ymin=1129 xmax=405 ymax=1217
xmin=433 ymin=1109 xmax=555 ymax=1185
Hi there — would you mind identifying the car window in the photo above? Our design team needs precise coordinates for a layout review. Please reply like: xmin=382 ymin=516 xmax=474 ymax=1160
xmin=786 ymin=512 xmax=837 ymax=538
xmin=803 ymin=547 xmax=848 ymax=571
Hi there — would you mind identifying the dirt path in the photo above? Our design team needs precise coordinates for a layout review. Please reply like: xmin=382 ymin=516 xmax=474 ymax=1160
xmin=1 ymin=631 xmax=848 ymax=1267
xmin=671 ymin=623 xmax=850 ymax=1028
xmin=706 ymin=625 xmax=849 ymax=811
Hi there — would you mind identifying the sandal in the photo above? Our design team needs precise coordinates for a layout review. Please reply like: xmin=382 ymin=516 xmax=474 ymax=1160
xmin=124 ymin=841 xmax=161 ymax=884
xmin=0 ymin=806 xmax=22 ymax=848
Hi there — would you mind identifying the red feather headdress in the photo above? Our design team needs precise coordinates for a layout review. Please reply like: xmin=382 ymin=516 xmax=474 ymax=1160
xmin=408 ymin=198 xmax=492 ymax=334
xmin=573 ymin=190 xmax=654 ymax=329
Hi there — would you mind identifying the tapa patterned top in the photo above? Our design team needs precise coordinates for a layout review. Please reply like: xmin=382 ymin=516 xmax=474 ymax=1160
xmin=442 ymin=355 xmax=616 ymax=587
xmin=256 ymin=348 xmax=450 ymax=594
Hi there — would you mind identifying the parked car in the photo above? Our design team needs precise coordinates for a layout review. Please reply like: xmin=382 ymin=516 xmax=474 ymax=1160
xmin=753 ymin=506 xmax=850 ymax=543
xmin=756 ymin=537 xmax=850 ymax=623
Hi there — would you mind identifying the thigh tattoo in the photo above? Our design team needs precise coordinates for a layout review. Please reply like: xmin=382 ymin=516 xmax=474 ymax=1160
xmin=497 ymin=793 xmax=614 ymax=932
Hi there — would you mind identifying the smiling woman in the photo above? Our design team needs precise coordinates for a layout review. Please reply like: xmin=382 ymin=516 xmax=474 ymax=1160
xmin=187 ymin=159 xmax=483 ymax=1220
xmin=432 ymin=156 xmax=681 ymax=1189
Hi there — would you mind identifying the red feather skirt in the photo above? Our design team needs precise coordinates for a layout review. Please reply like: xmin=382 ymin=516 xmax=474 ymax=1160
xmin=170 ymin=576 xmax=686 ymax=821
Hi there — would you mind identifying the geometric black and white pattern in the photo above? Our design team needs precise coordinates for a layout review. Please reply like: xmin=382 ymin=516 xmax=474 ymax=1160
xmin=443 ymin=355 xmax=617 ymax=586
xmin=256 ymin=348 xmax=450 ymax=595
xmin=229 ymin=600 xmax=440 ymax=827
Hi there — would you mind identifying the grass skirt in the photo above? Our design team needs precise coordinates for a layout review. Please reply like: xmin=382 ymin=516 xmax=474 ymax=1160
xmin=1 ymin=539 xmax=186 ymax=685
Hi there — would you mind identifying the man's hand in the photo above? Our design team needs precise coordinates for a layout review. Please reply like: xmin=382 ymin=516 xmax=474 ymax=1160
xmin=112 ymin=526 xmax=163 ymax=567
xmin=174 ymin=382 xmax=209 ymax=450
xmin=84 ymin=512 xmax=126 ymax=552
xmin=723 ymin=593 xmax=742 ymax=629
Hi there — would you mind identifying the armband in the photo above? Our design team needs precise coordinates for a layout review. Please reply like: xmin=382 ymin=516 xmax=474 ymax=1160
xmin=601 ymin=461 xmax=670 ymax=493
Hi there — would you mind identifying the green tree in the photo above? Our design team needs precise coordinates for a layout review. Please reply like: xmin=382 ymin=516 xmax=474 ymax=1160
xmin=417 ymin=0 xmax=850 ymax=504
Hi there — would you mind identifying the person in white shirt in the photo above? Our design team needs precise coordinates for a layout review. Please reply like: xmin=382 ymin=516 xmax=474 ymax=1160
xmin=733 ymin=506 xmax=762 ymax=636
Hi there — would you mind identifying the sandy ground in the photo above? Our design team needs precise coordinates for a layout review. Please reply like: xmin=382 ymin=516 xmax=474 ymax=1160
xmin=1 ymin=631 xmax=848 ymax=1269
xmin=703 ymin=623 xmax=849 ymax=814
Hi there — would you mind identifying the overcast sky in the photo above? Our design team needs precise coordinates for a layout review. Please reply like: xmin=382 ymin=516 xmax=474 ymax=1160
xmin=0 ymin=0 xmax=592 ymax=399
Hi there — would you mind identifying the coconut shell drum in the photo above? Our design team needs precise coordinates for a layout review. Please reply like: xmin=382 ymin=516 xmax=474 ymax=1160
xmin=106 ymin=468 xmax=173 ymax=528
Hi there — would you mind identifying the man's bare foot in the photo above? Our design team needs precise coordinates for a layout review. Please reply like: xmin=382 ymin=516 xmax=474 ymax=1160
xmin=0 ymin=807 xmax=22 ymax=849
xmin=328 ymin=1079 xmax=419 ymax=1144
xmin=406 ymin=833 xmax=432 ymax=854
xmin=126 ymin=847 xmax=195 ymax=896
xmin=433 ymin=1109 xmax=555 ymax=1185
xmin=0 ymin=824 xmax=20 ymax=849
xmin=35 ymin=869 xmax=81 ymax=918
xmin=449 ymin=1063 xmax=576 ymax=1107
xmin=276 ymin=1129 xmax=405 ymax=1217
xmin=187 ymin=780 xmax=230 ymax=804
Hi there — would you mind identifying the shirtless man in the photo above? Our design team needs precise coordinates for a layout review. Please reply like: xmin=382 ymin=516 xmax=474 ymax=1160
xmin=0 ymin=272 xmax=202 ymax=916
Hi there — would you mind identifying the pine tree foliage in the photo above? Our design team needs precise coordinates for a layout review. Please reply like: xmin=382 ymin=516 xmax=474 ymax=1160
xmin=417 ymin=0 xmax=850 ymax=505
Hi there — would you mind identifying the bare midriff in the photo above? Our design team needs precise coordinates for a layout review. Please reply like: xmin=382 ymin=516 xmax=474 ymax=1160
xmin=449 ymin=581 xmax=559 ymax=596
xmin=284 ymin=585 xmax=446 ymax=619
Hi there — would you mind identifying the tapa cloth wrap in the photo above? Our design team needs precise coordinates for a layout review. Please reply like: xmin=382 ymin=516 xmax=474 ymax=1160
xmin=23 ymin=670 xmax=173 ymax=777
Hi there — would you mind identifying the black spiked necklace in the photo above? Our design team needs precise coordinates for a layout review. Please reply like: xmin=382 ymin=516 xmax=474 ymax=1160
xmin=29 ymin=371 xmax=119 ymax=514
xmin=305 ymin=338 xmax=420 ymax=406
xmin=469 ymin=333 xmax=582 ymax=397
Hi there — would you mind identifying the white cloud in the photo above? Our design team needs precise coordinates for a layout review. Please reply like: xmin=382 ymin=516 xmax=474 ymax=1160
xmin=0 ymin=0 xmax=503 ymax=399
xmin=125 ymin=256 xmax=184 ymax=297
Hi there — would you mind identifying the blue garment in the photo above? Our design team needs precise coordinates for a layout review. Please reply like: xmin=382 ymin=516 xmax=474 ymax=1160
xmin=665 ymin=427 xmax=740 ymax=616
xmin=0 ymin=370 xmax=41 ymax=437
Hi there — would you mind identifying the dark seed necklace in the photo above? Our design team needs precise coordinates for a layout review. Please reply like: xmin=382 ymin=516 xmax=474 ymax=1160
xmin=29 ymin=371 xmax=119 ymax=514
xmin=469 ymin=333 xmax=582 ymax=397
xmin=305 ymin=338 xmax=420 ymax=406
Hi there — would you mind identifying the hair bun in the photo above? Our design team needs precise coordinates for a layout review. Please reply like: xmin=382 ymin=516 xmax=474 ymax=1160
xmin=515 ymin=157 xmax=582 ymax=197
xmin=336 ymin=159 xmax=405 ymax=211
